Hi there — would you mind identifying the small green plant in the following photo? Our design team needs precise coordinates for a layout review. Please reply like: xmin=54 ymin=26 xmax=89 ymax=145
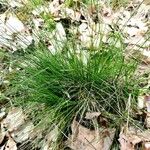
xmin=29 ymin=0 xmax=45 ymax=8
xmin=11 ymin=34 xmax=140 ymax=148
xmin=15 ymin=5 xmax=33 ymax=23
xmin=108 ymin=0 xmax=129 ymax=10
xmin=40 ymin=12 xmax=56 ymax=32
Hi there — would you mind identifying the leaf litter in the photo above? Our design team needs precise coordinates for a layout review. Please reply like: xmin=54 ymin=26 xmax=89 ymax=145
xmin=0 ymin=107 xmax=34 ymax=150
xmin=66 ymin=118 xmax=116 ymax=150
xmin=119 ymin=125 xmax=150 ymax=150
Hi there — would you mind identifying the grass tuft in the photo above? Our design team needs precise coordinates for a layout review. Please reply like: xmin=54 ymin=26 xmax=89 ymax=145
xmin=10 ymin=35 xmax=140 ymax=148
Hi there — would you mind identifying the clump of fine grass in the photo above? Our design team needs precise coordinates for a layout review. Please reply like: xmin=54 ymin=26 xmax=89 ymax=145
xmin=10 ymin=33 xmax=140 ymax=148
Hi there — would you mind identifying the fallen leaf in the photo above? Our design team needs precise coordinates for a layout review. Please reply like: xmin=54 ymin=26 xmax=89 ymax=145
xmin=67 ymin=119 xmax=116 ymax=150
xmin=101 ymin=6 xmax=114 ymax=24
xmin=143 ymin=142 xmax=150 ymax=150
xmin=5 ymin=137 xmax=17 ymax=150
xmin=48 ymin=23 xmax=66 ymax=54
xmin=48 ymin=0 xmax=61 ymax=17
xmin=61 ymin=8 xmax=81 ymax=21
xmin=1 ymin=107 xmax=25 ymax=132
xmin=119 ymin=126 xmax=150 ymax=150
xmin=16 ymin=33 xmax=33 ymax=49
xmin=5 ymin=14 xmax=25 ymax=34
xmin=32 ymin=18 xmax=44 ymax=30
xmin=11 ymin=122 xmax=34 ymax=143
xmin=55 ymin=23 xmax=66 ymax=42
xmin=138 ymin=95 xmax=145 ymax=109
xmin=119 ymin=127 xmax=142 ymax=150
xmin=85 ymin=112 xmax=101 ymax=120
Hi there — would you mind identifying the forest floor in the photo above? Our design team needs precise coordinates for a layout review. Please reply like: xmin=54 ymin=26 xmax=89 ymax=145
xmin=0 ymin=0 xmax=150 ymax=149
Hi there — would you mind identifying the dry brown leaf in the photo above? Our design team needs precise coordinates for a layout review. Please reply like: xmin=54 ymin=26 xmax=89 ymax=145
xmin=138 ymin=95 xmax=145 ymax=109
xmin=5 ymin=137 xmax=17 ymax=150
xmin=11 ymin=122 xmax=34 ymax=143
xmin=67 ymin=119 xmax=116 ymax=150
xmin=143 ymin=142 xmax=150 ymax=150
xmin=119 ymin=126 xmax=150 ymax=150
xmin=5 ymin=14 xmax=25 ymax=34
xmin=48 ymin=0 xmax=61 ymax=17
xmin=85 ymin=112 xmax=101 ymax=120
xmin=101 ymin=7 xmax=114 ymax=24
xmin=62 ymin=8 xmax=81 ymax=21
xmin=119 ymin=127 xmax=141 ymax=150
xmin=1 ymin=107 xmax=25 ymax=132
